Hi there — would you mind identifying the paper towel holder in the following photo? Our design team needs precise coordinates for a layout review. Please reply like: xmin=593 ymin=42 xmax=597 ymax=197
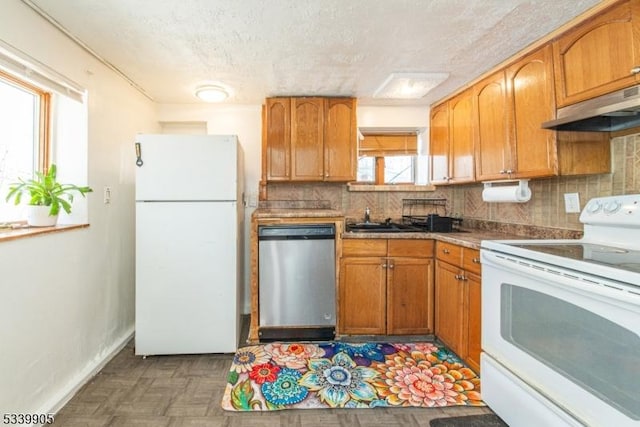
xmin=483 ymin=179 xmax=530 ymax=199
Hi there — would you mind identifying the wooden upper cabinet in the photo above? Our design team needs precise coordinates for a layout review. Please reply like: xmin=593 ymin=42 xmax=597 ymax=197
xmin=264 ymin=98 xmax=291 ymax=181
xmin=291 ymin=97 xmax=324 ymax=180
xmin=263 ymin=97 xmax=356 ymax=182
xmin=324 ymin=98 xmax=357 ymax=181
xmin=429 ymin=102 xmax=450 ymax=184
xmin=474 ymin=71 xmax=510 ymax=181
xmin=553 ymin=0 xmax=640 ymax=107
xmin=507 ymin=44 xmax=558 ymax=178
xmin=449 ymin=90 xmax=475 ymax=183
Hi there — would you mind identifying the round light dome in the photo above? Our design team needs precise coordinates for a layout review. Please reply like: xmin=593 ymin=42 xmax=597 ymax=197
xmin=195 ymin=85 xmax=229 ymax=102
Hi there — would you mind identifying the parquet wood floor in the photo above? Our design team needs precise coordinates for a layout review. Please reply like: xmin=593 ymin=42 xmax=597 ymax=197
xmin=54 ymin=317 xmax=494 ymax=426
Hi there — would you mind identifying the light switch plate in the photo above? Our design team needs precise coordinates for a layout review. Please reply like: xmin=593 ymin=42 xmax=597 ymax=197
xmin=564 ymin=192 xmax=580 ymax=213
xmin=103 ymin=186 xmax=112 ymax=204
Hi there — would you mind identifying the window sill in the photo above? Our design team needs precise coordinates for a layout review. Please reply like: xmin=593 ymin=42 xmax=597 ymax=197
xmin=347 ymin=183 xmax=436 ymax=192
xmin=0 ymin=223 xmax=89 ymax=243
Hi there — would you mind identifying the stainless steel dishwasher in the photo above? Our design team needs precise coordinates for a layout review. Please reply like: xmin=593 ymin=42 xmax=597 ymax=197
xmin=258 ymin=224 xmax=336 ymax=341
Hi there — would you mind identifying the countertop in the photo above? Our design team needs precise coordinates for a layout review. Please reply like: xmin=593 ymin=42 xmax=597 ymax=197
xmin=252 ymin=207 xmax=579 ymax=249
xmin=252 ymin=208 xmax=344 ymax=219
xmin=341 ymin=229 xmax=531 ymax=250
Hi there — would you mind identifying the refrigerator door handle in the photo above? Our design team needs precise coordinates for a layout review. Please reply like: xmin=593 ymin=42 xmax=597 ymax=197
xmin=135 ymin=142 xmax=144 ymax=167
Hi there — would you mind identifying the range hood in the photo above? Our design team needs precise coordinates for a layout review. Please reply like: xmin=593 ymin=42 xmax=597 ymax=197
xmin=542 ymin=85 xmax=640 ymax=132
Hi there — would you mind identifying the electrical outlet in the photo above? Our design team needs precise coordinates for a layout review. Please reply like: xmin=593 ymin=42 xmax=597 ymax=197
xmin=103 ymin=186 xmax=112 ymax=204
xmin=564 ymin=192 xmax=580 ymax=213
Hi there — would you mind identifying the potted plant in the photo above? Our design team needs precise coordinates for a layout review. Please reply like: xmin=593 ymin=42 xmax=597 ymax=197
xmin=5 ymin=164 xmax=92 ymax=227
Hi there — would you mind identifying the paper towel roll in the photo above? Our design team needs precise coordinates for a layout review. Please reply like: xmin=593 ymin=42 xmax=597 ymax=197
xmin=482 ymin=185 xmax=531 ymax=203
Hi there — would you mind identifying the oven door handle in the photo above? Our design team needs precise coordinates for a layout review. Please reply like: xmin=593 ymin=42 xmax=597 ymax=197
xmin=482 ymin=250 xmax=640 ymax=308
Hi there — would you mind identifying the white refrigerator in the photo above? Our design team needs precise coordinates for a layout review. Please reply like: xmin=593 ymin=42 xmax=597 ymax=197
xmin=134 ymin=134 xmax=243 ymax=356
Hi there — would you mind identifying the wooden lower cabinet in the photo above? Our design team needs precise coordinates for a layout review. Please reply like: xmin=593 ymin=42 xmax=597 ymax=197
xmin=466 ymin=271 xmax=481 ymax=372
xmin=435 ymin=260 xmax=466 ymax=355
xmin=387 ymin=257 xmax=434 ymax=334
xmin=434 ymin=242 xmax=482 ymax=372
xmin=339 ymin=257 xmax=386 ymax=335
xmin=339 ymin=239 xmax=434 ymax=335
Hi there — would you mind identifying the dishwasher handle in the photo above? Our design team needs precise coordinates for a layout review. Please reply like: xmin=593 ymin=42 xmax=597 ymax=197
xmin=258 ymin=224 xmax=335 ymax=240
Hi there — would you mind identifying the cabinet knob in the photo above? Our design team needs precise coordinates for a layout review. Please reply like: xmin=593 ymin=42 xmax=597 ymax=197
xmin=455 ymin=274 xmax=462 ymax=280
xmin=506 ymin=169 xmax=514 ymax=174
xmin=442 ymin=248 xmax=450 ymax=254
xmin=389 ymin=264 xmax=394 ymax=269
xmin=631 ymin=66 xmax=640 ymax=75
xmin=382 ymin=263 xmax=387 ymax=268
xmin=472 ymin=258 xmax=481 ymax=264
xmin=499 ymin=169 xmax=506 ymax=174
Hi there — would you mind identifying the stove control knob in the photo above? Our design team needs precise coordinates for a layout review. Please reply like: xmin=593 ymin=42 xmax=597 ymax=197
xmin=603 ymin=200 xmax=622 ymax=214
xmin=586 ymin=201 xmax=602 ymax=214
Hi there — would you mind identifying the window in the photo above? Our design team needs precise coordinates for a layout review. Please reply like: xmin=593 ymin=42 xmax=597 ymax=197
xmin=384 ymin=155 xmax=414 ymax=183
xmin=357 ymin=155 xmax=416 ymax=184
xmin=357 ymin=133 xmax=418 ymax=185
xmin=0 ymin=70 xmax=50 ymax=223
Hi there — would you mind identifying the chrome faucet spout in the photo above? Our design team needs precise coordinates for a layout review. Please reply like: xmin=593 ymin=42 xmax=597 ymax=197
xmin=364 ymin=207 xmax=371 ymax=223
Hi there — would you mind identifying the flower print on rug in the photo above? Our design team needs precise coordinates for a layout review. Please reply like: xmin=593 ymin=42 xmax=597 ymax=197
xmin=221 ymin=341 xmax=484 ymax=411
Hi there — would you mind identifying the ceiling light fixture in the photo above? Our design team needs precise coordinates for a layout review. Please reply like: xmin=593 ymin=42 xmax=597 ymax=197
xmin=195 ymin=85 xmax=229 ymax=102
xmin=373 ymin=72 xmax=449 ymax=99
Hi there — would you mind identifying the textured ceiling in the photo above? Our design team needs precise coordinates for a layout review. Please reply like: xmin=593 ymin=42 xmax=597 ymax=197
xmin=25 ymin=0 xmax=602 ymax=106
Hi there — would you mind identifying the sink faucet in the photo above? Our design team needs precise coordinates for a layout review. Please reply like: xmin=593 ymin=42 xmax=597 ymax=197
xmin=364 ymin=207 xmax=371 ymax=223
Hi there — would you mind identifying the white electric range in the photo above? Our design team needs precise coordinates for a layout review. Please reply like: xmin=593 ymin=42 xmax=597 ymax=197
xmin=480 ymin=194 xmax=640 ymax=427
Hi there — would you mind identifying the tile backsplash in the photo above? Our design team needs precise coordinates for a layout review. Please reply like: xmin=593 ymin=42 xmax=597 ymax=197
xmin=265 ymin=133 xmax=640 ymax=232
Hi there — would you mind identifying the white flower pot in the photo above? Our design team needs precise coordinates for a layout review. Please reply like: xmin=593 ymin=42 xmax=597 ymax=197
xmin=26 ymin=205 xmax=59 ymax=227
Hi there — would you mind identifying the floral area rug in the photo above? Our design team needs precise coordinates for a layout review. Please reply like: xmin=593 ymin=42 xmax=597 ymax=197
xmin=221 ymin=341 xmax=484 ymax=411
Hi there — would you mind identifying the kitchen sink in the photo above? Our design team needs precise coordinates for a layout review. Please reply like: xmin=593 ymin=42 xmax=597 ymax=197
xmin=345 ymin=221 xmax=423 ymax=233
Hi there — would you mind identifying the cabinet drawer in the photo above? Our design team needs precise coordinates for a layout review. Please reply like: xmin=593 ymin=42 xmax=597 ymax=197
xmin=436 ymin=241 xmax=463 ymax=265
xmin=388 ymin=239 xmax=434 ymax=258
xmin=462 ymin=247 xmax=482 ymax=275
xmin=342 ymin=239 xmax=387 ymax=257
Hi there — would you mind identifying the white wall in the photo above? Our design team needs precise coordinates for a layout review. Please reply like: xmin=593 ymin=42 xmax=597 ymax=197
xmin=0 ymin=0 xmax=158 ymax=414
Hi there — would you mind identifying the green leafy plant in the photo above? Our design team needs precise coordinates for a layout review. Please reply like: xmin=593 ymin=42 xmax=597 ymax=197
xmin=5 ymin=164 xmax=92 ymax=216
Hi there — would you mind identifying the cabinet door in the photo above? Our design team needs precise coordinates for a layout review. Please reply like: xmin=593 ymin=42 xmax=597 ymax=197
xmin=436 ymin=241 xmax=463 ymax=266
xmin=466 ymin=271 xmax=481 ymax=373
xmin=474 ymin=71 xmax=511 ymax=181
xmin=435 ymin=260 xmax=466 ymax=358
xmin=291 ymin=97 xmax=324 ymax=181
xmin=553 ymin=0 xmax=640 ymax=107
xmin=429 ymin=102 xmax=450 ymax=184
xmin=264 ymin=98 xmax=291 ymax=181
xmin=507 ymin=45 xmax=558 ymax=178
xmin=449 ymin=90 xmax=475 ymax=183
xmin=339 ymin=257 xmax=386 ymax=335
xmin=324 ymin=98 xmax=356 ymax=181
xmin=462 ymin=247 xmax=481 ymax=276
xmin=387 ymin=258 xmax=434 ymax=335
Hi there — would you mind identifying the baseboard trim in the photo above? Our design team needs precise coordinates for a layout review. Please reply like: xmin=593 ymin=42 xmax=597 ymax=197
xmin=39 ymin=327 xmax=134 ymax=418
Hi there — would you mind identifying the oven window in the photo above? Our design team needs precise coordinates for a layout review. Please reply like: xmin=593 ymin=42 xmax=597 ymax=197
xmin=501 ymin=285 xmax=640 ymax=420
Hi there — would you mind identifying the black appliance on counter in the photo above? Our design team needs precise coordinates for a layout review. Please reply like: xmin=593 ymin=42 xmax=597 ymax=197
xmin=403 ymin=213 xmax=461 ymax=232
xmin=401 ymin=198 xmax=462 ymax=232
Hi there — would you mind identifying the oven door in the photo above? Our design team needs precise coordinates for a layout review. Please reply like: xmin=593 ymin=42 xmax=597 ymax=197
xmin=481 ymin=247 xmax=640 ymax=427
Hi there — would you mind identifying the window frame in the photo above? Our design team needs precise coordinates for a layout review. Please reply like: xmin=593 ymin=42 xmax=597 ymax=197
xmin=0 ymin=68 xmax=52 ymax=221
xmin=357 ymin=154 xmax=417 ymax=185
xmin=1 ymin=69 xmax=51 ymax=172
